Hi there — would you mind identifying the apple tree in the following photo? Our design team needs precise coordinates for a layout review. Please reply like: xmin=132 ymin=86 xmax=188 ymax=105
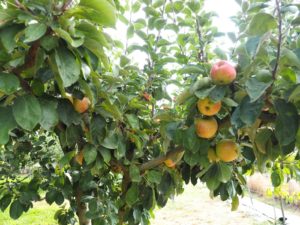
xmin=0 ymin=0 xmax=299 ymax=225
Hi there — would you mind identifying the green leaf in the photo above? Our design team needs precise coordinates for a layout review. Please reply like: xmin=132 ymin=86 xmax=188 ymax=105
xmin=0 ymin=24 xmax=23 ymax=52
xmin=77 ymin=0 xmax=116 ymax=27
xmin=125 ymin=114 xmax=139 ymax=130
xmin=90 ymin=115 xmax=106 ymax=145
xmin=120 ymin=55 xmax=130 ymax=67
xmin=209 ymin=85 xmax=227 ymax=102
xmin=184 ymin=151 xmax=201 ymax=167
xmin=0 ymin=107 xmax=17 ymax=145
xmin=40 ymin=35 xmax=58 ymax=51
xmin=102 ymin=132 xmax=118 ymax=149
xmin=187 ymin=0 xmax=201 ymax=13
xmin=12 ymin=95 xmax=42 ymax=131
xmin=231 ymin=195 xmax=239 ymax=211
xmin=255 ymin=128 xmax=273 ymax=154
xmin=58 ymin=151 xmax=75 ymax=167
xmin=247 ymin=13 xmax=277 ymax=35
xmin=9 ymin=200 xmax=23 ymax=219
xmin=271 ymin=171 xmax=282 ymax=187
xmin=54 ymin=192 xmax=64 ymax=205
xmin=146 ymin=170 xmax=162 ymax=184
xmin=231 ymin=96 xmax=264 ymax=128
xmin=127 ymin=24 xmax=134 ymax=38
xmin=194 ymin=86 xmax=215 ymax=99
xmin=76 ymin=21 xmax=109 ymax=47
xmin=39 ymin=99 xmax=58 ymax=130
xmin=204 ymin=165 xmax=220 ymax=191
xmin=0 ymin=73 xmax=20 ymax=94
xmin=274 ymin=99 xmax=298 ymax=146
xmin=83 ymin=144 xmax=98 ymax=164
xmin=66 ymin=124 xmax=81 ymax=147
xmin=99 ymin=147 xmax=111 ymax=163
xmin=116 ymin=133 xmax=126 ymax=159
xmin=0 ymin=194 xmax=12 ymax=212
xmin=183 ymin=126 xmax=210 ymax=153
xmin=100 ymin=100 xmax=123 ymax=121
xmin=46 ymin=190 xmax=58 ymax=205
xmin=54 ymin=47 xmax=80 ymax=87
xmin=179 ymin=65 xmax=203 ymax=74
xmin=217 ymin=162 xmax=232 ymax=183
xmin=125 ymin=184 xmax=139 ymax=206
xmin=142 ymin=187 xmax=155 ymax=210
xmin=24 ymin=23 xmax=47 ymax=43
xmin=289 ymin=85 xmax=300 ymax=103
xmin=57 ymin=100 xmax=81 ymax=126
xmin=245 ymin=77 xmax=272 ymax=102
xmin=52 ymin=28 xmax=84 ymax=48
xmin=132 ymin=1 xmax=141 ymax=12
xmin=281 ymin=48 xmax=300 ymax=70
xmin=129 ymin=164 xmax=141 ymax=182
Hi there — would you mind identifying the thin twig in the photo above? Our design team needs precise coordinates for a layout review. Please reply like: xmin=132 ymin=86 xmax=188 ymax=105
xmin=272 ymin=0 xmax=282 ymax=80
xmin=62 ymin=0 xmax=73 ymax=11
xmin=196 ymin=17 xmax=206 ymax=62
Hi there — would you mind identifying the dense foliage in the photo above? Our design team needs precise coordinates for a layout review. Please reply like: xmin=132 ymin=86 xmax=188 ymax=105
xmin=0 ymin=0 xmax=299 ymax=225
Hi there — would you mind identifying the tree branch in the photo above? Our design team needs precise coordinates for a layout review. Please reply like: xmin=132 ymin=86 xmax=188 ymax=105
xmin=12 ymin=40 xmax=41 ymax=93
xmin=272 ymin=0 xmax=282 ymax=80
xmin=195 ymin=17 xmax=206 ymax=62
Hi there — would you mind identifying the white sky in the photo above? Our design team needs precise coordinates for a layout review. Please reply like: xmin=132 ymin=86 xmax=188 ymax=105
xmin=108 ymin=0 xmax=240 ymax=67
xmin=205 ymin=0 xmax=239 ymax=33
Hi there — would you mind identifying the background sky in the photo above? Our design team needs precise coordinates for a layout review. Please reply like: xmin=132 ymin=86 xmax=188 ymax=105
xmin=108 ymin=0 xmax=240 ymax=66
xmin=106 ymin=0 xmax=241 ymax=98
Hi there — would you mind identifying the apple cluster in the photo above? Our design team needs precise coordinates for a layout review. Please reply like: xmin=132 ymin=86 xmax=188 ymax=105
xmin=195 ymin=60 xmax=239 ymax=163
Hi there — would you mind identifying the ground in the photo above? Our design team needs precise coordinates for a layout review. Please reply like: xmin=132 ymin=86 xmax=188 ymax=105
xmin=151 ymin=185 xmax=269 ymax=225
xmin=0 ymin=185 xmax=268 ymax=225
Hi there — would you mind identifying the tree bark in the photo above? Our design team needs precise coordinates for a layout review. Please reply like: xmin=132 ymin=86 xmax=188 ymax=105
xmin=75 ymin=187 xmax=91 ymax=225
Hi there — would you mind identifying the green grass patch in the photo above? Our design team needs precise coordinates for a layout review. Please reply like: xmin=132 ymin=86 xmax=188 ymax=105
xmin=0 ymin=201 xmax=59 ymax=225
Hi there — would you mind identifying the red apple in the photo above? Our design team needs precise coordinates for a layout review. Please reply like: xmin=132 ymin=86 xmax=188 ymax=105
xmin=210 ymin=60 xmax=236 ymax=85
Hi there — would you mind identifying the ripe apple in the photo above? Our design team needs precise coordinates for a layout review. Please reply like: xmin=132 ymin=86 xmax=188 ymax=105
xmin=197 ymin=97 xmax=221 ymax=116
xmin=216 ymin=139 xmax=239 ymax=162
xmin=195 ymin=117 xmax=218 ymax=139
xmin=210 ymin=60 xmax=236 ymax=85
xmin=73 ymin=97 xmax=90 ymax=113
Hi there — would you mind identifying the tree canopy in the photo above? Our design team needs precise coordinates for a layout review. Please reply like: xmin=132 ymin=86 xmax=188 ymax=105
xmin=0 ymin=0 xmax=299 ymax=225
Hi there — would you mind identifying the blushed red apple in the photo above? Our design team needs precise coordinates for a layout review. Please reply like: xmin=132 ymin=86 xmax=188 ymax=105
xmin=210 ymin=60 xmax=236 ymax=85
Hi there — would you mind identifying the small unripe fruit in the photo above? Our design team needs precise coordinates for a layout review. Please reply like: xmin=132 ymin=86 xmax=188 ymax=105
xmin=75 ymin=151 xmax=84 ymax=165
xmin=164 ymin=159 xmax=176 ymax=168
xmin=216 ymin=140 xmax=239 ymax=162
xmin=164 ymin=149 xmax=185 ymax=168
xmin=195 ymin=117 xmax=218 ymax=139
xmin=207 ymin=148 xmax=219 ymax=163
xmin=210 ymin=60 xmax=236 ymax=85
xmin=197 ymin=98 xmax=221 ymax=116
xmin=73 ymin=97 xmax=90 ymax=113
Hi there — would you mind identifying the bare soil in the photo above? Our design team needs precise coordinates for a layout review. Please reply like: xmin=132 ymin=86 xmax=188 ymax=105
xmin=151 ymin=185 xmax=269 ymax=225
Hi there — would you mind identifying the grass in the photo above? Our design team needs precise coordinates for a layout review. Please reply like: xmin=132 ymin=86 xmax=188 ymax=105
xmin=0 ymin=201 xmax=59 ymax=225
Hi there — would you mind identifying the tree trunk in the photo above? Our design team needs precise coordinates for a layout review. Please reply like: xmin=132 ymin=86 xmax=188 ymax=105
xmin=75 ymin=187 xmax=91 ymax=225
